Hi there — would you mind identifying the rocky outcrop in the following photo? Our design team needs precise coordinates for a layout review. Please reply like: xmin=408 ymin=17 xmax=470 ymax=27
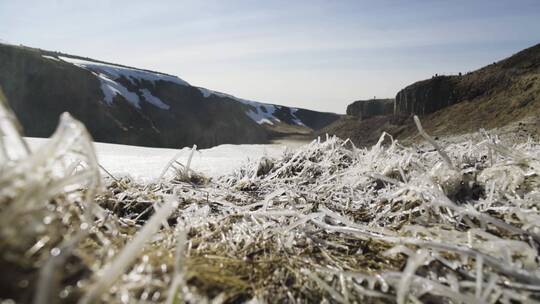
xmin=394 ymin=76 xmax=459 ymax=115
xmin=322 ymin=43 xmax=540 ymax=145
xmin=0 ymin=43 xmax=340 ymax=148
xmin=393 ymin=74 xmax=505 ymax=115
xmin=395 ymin=43 xmax=540 ymax=117
xmin=346 ymin=98 xmax=394 ymax=119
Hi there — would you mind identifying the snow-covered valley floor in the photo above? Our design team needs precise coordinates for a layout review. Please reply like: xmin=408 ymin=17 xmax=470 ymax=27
xmin=4 ymin=113 xmax=540 ymax=303
xmin=24 ymin=137 xmax=305 ymax=181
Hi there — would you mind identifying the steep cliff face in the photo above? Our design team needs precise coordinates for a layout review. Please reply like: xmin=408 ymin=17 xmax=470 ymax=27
xmin=346 ymin=98 xmax=394 ymax=119
xmin=395 ymin=43 xmax=540 ymax=117
xmin=395 ymin=76 xmax=459 ymax=115
xmin=320 ymin=43 xmax=540 ymax=146
xmin=392 ymin=43 xmax=540 ymax=136
xmin=0 ymin=43 xmax=340 ymax=148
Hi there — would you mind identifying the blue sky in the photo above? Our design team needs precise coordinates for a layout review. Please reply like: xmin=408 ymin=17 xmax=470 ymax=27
xmin=2 ymin=0 xmax=540 ymax=113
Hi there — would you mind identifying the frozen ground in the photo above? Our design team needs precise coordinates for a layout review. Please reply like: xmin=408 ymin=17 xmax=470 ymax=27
xmin=3 ymin=113 xmax=540 ymax=303
xmin=23 ymin=137 xmax=299 ymax=181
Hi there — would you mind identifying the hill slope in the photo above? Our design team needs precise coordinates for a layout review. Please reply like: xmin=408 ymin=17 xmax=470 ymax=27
xmin=321 ymin=43 xmax=540 ymax=146
xmin=0 ymin=43 xmax=340 ymax=148
xmin=394 ymin=43 xmax=540 ymax=137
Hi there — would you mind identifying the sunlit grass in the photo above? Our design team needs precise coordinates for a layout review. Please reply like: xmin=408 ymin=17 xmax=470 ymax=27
xmin=1 ymin=90 xmax=540 ymax=303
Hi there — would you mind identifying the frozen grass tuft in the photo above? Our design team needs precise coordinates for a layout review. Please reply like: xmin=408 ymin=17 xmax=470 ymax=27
xmin=1 ymin=91 xmax=540 ymax=303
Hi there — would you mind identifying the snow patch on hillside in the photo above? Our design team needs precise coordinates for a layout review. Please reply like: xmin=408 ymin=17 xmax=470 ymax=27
xmin=56 ymin=56 xmax=175 ymax=110
xmin=140 ymin=89 xmax=170 ymax=110
xmin=245 ymin=104 xmax=278 ymax=125
xmin=42 ymin=55 xmax=61 ymax=62
xmin=46 ymin=55 xmax=309 ymax=127
xmin=58 ymin=56 xmax=189 ymax=86
xmin=97 ymin=72 xmax=141 ymax=107
xmin=198 ymin=87 xmax=214 ymax=98
xmin=291 ymin=108 xmax=306 ymax=127
xmin=198 ymin=87 xmax=306 ymax=126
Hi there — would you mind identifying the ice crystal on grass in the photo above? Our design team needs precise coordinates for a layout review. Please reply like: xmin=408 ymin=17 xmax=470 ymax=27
xmin=1 ymin=91 xmax=540 ymax=303
xmin=0 ymin=93 xmax=102 ymax=303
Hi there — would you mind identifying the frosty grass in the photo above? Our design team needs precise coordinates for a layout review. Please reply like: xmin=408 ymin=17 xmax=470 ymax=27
xmin=1 ymin=96 xmax=540 ymax=303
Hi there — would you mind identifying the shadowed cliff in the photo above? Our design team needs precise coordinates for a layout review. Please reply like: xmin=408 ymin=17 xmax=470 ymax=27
xmin=0 ymin=43 xmax=340 ymax=148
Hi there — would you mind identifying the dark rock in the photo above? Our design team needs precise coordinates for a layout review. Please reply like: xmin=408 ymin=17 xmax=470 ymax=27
xmin=0 ymin=43 xmax=340 ymax=148
xmin=395 ymin=76 xmax=459 ymax=115
xmin=346 ymin=98 xmax=394 ymax=120
xmin=322 ymin=43 xmax=540 ymax=146
xmin=293 ymin=108 xmax=341 ymax=130
xmin=395 ymin=43 xmax=540 ymax=117
xmin=0 ymin=43 xmax=267 ymax=148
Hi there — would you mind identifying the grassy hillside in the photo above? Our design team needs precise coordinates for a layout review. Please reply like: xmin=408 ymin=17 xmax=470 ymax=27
xmin=321 ymin=43 xmax=540 ymax=147
xmin=395 ymin=43 xmax=540 ymax=138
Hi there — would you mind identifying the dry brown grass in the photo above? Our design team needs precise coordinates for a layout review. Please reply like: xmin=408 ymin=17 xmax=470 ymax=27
xmin=2 ymin=91 xmax=540 ymax=303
